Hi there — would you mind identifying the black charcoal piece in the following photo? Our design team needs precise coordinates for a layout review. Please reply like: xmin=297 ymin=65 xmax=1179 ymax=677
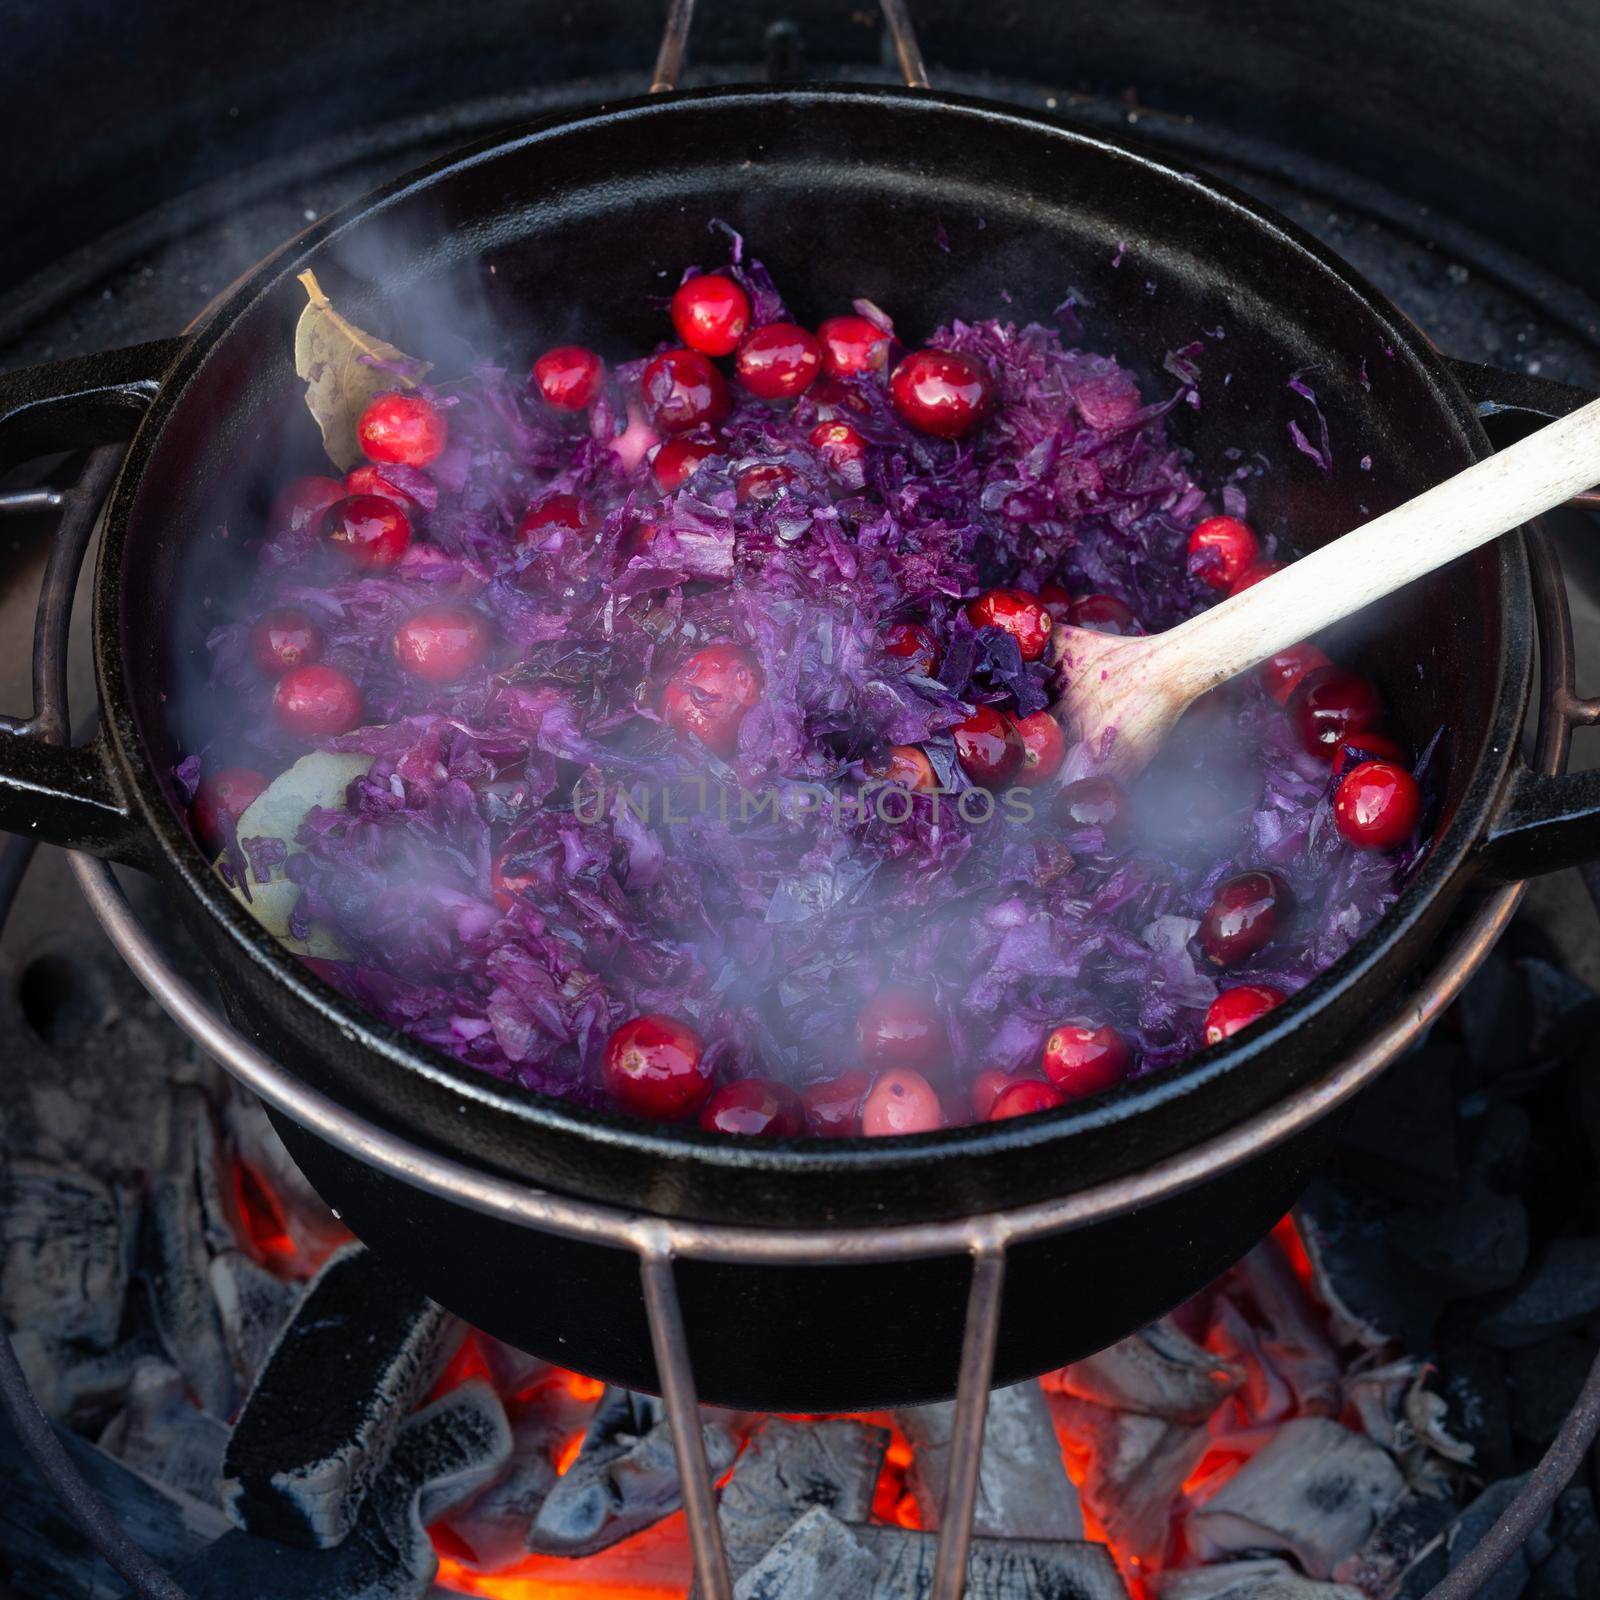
xmin=175 ymin=1381 xmax=510 ymax=1600
xmin=0 ymin=1157 xmax=137 ymax=1350
xmin=1338 ymin=1042 xmax=1462 ymax=1203
xmin=1523 ymin=1484 xmax=1600 ymax=1600
xmin=1477 ymin=1238 xmax=1600 ymax=1346
xmin=221 ymin=1242 xmax=461 ymax=1548
xmin=732 ymin=1507 xmax=878 ymax=1600
xmin=1396 ymin=1474 xmax=1537 ymax=1600
xmin=1331 ymin=1491 xmax=1458 ymax=1598
xmin=1184 ymin=1418 xmax=1404 ymax=1579
xmin=1156 ymin=1556 xmax=1368 ymax=1599
xmin=1048 ymin=1395 xmax=1208 ymax=1564
xmin=849 ymin=1524 xmax=1128 ymax=1600
xmin=1387 ymin=1184 xmax=1529 ymax=1296
xmin=98 ymin=1356 xmax=230 ymax=1507
xmin=208 ymin=1247 xmax=304 ymax=1391
xmin=527 ymin=1386 xmax=737 ymax=1557
xmin=1296 ymin=1179 xmax=1442 ymax=1351
xmin=1506 ymin=1332 xmax=1599 ymax=1444
xmin=898 ymin=1381 xmax=1083 ymax=1539
xmin=1433 ymin=1342 xmax=1511 ymax=1476
xmin=142 ymin=1101 xmax=235 ymax=1417
xmin=0 ymin=1410 xmax=227 ymax=1600
xmin=437 ymin=1399 xmax=567 ymax=1570
xmin=1050 ymin=1319 xmax=1245 ymax=1424
xmin=716 ymin=1417 xmax=889 ymax=1577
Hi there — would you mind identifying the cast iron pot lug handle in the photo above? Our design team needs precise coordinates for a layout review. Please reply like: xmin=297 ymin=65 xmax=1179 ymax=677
xmin=1446 ymin=358 xmax=1600 ymax=881
xmin=0 ymin=340 xmax=183 ymax=867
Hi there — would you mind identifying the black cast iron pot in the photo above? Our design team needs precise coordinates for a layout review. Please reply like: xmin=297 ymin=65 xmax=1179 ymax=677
xmin=2 ymin=87 xmax=1598 ymax=1410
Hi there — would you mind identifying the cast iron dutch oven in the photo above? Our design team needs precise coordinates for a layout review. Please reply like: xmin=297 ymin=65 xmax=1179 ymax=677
xmin=3 ymin=87 xmax=1599 ymax=1410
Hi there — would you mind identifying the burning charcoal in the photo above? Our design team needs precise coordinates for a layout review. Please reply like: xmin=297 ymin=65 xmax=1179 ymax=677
xmin=1184 ymin=1417 xmax=1405 ymax=1579
xmin=0 ymin=1157 xmax=137 ymax=1350
xmin=715 ymin=1417 xmax=889 ymax=1578
xmin=97 ymin=1355 xmax=230 ymax=1506
xmin=176 ymin=1381 xmax=511 ymax=1600
xmin=897 ymin=1380 xmax=1084 ymax=1539
xmin=477 ymin=1333 xmax=550 ymax=1395
xmin=1154 ymin=1557 xmax=1366 ymax=1600
xmin=1506 ymin=1331 xmax=1599 ymax=1443
xmin=732 ymin=1507 xmax=878 ymax=1600
xmin=224 ymin=1089 xmax=350 ymax=1265
xmin=1049 ymin=1317 xmax=1245 ymax=1423
xmin=1209 ymin=1298 xmax=1297 ymax=1424
xmin=1387 ymin=1182 xmax=1529 ymax=1297
xmin=1333 ymin=1490 xmax=1460 ymax=1598
xmin=1432 ymin=1341 xmax=1512 ymax=1478
xmin=528 ymin=1386 xmax=738 ymax=1557
xmin=142 ymin=1099 xmax=236 ymax=1417
xmin=208 ymin=1246 xmax=304 ymax=1390
xmin=1338 ymin=1042 xmax=1462 ymax=1203
xmin=8 ymin=1326 xmax=164 ymax=1427
xmin=222 ymin=1242 xmax=462 ymax=1548
xmin=1048 ymin=1394 xmax=1209 ymax=1563
xmin=1476 ymin=1237 xmax=1600 ymax=1346
xmin=435 ymin=1399 xmax=567 ymax=1570
xmin=1341 ymin=1358 xmax=1425 ymax=1455
xmin=1400 ymin=1376 xmax=1476 ymax=1467
xmin=849 ymin=1524 xmax=1128 ymax=1600
xmin=0 ymin=1408 xmax=228 ymax=1600
xmin=1229 ymin=1239 xmax=1342 ymax=1416
xmin=1296 ymin=1178 xmax=1442 ymax=1351
xmin=170 ymin=1085 xmax=240 ymax=1258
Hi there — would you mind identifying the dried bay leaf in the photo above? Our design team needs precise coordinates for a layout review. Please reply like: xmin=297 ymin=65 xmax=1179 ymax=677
xmin=293 ymin=269 xmax=430 ymax=470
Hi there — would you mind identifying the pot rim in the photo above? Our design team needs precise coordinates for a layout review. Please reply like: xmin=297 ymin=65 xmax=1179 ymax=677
xmin=89 ymin=82 xmax=1537 ymax=1205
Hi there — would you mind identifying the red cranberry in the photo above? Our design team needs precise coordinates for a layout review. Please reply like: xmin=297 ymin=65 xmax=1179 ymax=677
xmin=1065 ymin=593 xmax=1140 ymax=636
xmin=393 ymin=605 xmax=491 ymax=683
xmin=322 ymin=494 xmax=413 ymax=571
xmin=1187 ymin=515 xmax=1260 ymax=590
xmin=953 ymin=706 xmax=1024 ymax=786
xmin=801 ymin=1073 xmax=871 ymax=1137
xmin=343 ymin=464 xmax=418 ymax=507
xmin=660 ymin=643 xmax=763 ymax=758
xmin=518 ymin=493 xmax=594 ymax=548
xmin=967 ymin=588 xmax=1054 ymax=662
xmin=1330 ymin=732 xmax=1405 ymax=780
xmin=818 ymin=314 xmax=890 ymax=376
xmin=1041 ymin=1023 xmax=1131 ymax=1098
xmin=872 ymin=744 xmax=939 ymax=794
xmin=268 ymin=475 xmax=343 ymax=532
xmin=490 ymin=849 xmax=537 ymax=911
xmin=602 ymin=1014 xmax=713 ymax=1122
xmin=1259 ymin=643 xmax=1332 ymax=706
xmin=810 ymin=377 xmax=873 ymax=420
xmin=809 ymin=421 xmax=866 ymax=474
xmin=1198 ymin=871 xmax=1294 ymax=967
xmin=640 ymin=348 xmax=730 ymax=434
xmin=883 ymin=621 xmax=938 ymax=677
xmin=989 ymin=1079 xmax=1067 ymax=1120
xmin=192 ymin=767 xmax=269 ymax=855
xmin=652 ymin=436 xmax=721 ymax=492
xmin=736 ymin=323 xmax=822 ymax=400
xmin=969 ymin=1068 xmax=1012 ymax=1120
xmin=273 ymin=664 xmax=362 ymax=739
xmin=1334 ymin=760 xmax=1422 ymax=850
xmin=1290 ymin=666 xmax=1383 ymax=761
xmin=736 ymin=463 xmax=796 ymax=503
xmin=1059 ymin=775 xmax=1132 ymax=844
xmin=249 ymin=608 xmax=324 ymax=677
xmin=1228 ymin=560 xmax=1283 ymax=596
xmin=857 ymin=986 xmax=946 ymax=1070
xmin=699 ymin=1078 xmax=804 ymax=1137
xmin=670 ymin=274 xmax=751 ymax=357
xmin=1013 ymin=711 xmax=1066 ymax=786
xmin=532 ymin=345 xmax=604 ymax=411
xmin=860 ymin=1069 xmax=943 ymax=1135
xmin=1203 ymin=983 xmax=1286 ymax=1046
xmin=1038 ymin=582 xmax=1074 ymax=624
xmin=357 ymin=392 xmax=448 ymax=467
xmin=890 ymin=349 xmax=992 ymax=438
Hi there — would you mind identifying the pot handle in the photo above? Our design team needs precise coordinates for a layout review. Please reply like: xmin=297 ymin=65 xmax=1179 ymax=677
xmin=1447 ymin=359 xmax=1600 ymax=879
xmin=0 ymin=340 xmax=183 ymax=866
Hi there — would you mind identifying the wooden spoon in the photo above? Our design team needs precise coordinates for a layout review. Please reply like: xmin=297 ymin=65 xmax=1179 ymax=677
xmin=1051 ymin=396 xmax=1600 ymax=782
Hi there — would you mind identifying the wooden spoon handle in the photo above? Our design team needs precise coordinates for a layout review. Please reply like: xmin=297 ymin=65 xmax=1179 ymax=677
xmin=1151 ymin=394 xmax=1600 ymax=699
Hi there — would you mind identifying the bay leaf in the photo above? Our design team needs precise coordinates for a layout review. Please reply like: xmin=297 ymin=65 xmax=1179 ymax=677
xmin=217 ymin=750 xmax=374 ymax=958
xmin=293 ymin=269 xmax=431 ymax=471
